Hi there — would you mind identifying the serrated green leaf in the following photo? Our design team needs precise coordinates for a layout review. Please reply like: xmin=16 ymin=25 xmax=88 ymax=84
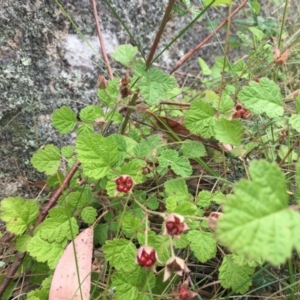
xmin=196 ymin=190 xmax=212 ymax=208
xmin=27 ymin=233 xmax=66 ymax=269
xmin=184 ymin=99 xmax=215 ymax=138
xmin=133 ymin=142 xmax=150 ymax=158
xmin=61 ymin=146 xmax=73 ymax=158
xmin=94 ymin=223 xmax=108 ymax=245
xmin=16 ymin=234 xmax=31 ymax=252
xmin=103 ymin=239 xmax=137 ymax=272
xmin=112 ymin=266 xmax=155 ymax=300
xmin=289 ymin=114 xmax=300 ymax=132
xmin=76 ymin=133 xmax=119 ymax=179
xmin=214 ymin=119 xmax=243 ymax=145
xmin=31 ymin=144 xmax=60 ymax=175
xmin=238 ymin=78 xmax=283 ymax=118
xmin=212 ymin=93 xmax=234 ymax=114
xmin=0 ymin=197 xmax=39 ymax=235
xmin=80 ymin=206 xmax=97 ymax=224
xmin=79 ymin=105 xmax=103 ymax=123
xmin=181 ymin=141 xmax=206 ymax=158
xmin=138 ymin=67 xmax=177 ymax=105
xmin=219 ymin=255 xmax=254 ymax=294
xmin=77 ymin=123 xmax=94 ymax=135
xmin=198 ymin=57 xmax=211 ymax=75
xmin=47 ymin=172 xmax=64 ymax=189
xmin=166 ymin=197 xmax=177 ymax=212
xmin=296 ymin=162 xmax=300 ymax=202
xmin=39 ymin=213 xmax=79 ymax=243
xmin=120 ymin=213 xmax=144 ymax=238
xmin=173 ymin=234 xmax=190 ymax=249
xmin=52 ymin=106 xmax=77 ymax=134
xmin=145 ymin=196 xmax=159 ymax=210
xmin=120 ymin=159 xmax=146 ymax=184
xmin=158 ymin=149 xmax=192 ymax=178
xmin=110 ymin=44 xmax=138 ymax=66
xmin=164 ymin=179 xmax=191 ymax=202
xmin=173 ymin=202 xmax=197 ymax=215
xmin=217 ymin=160 xmax=300 ymax=265
xmin=187 ymin=230 xmax=217 ymax=262
xmin=64 ymin=191 xmax=89 ymax=210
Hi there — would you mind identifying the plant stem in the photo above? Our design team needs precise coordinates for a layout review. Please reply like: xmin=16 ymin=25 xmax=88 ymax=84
xmin=146 ymin=0 xmax=176 ymax=69
xmin=120 ymin=92 xmax=139 ymax=134
xmin=91 ymin=0 xmax=113 ymax=79
xmin=170 ymin=0 xmax=248 ymax=74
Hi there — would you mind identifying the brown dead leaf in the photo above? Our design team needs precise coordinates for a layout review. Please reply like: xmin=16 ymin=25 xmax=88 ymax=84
xmin=49 ymin=227 xmax=93 ymax=300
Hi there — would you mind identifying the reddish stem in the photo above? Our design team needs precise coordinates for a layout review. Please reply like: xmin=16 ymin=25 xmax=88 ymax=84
xmin=170 ymin=0 xmax=248 ymax=74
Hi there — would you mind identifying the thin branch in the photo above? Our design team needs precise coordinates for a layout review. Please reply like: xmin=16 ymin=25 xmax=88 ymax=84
xmin=0 ymin=161 xmax=81 ymax=298
xmin=146 ymin=0 xmax=176 ymax=69
xmin=91 ymin=0 xmax=114 ymax=79
xmin=170 ymin=0 xmax=248 ymax=74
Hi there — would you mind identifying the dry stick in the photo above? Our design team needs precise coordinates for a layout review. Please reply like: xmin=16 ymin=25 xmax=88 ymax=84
xmin=91 ymin=0 xmax=114 ymax=79
xmin=279 ymin=135 xmax=300 ymax=167
xmin=169 ymin=0 xmax=248 ymax=74
xmin=0 ymin=161 xmax=81 ymax=298
xmin=146 ymin=0 xmax=176 ymax=69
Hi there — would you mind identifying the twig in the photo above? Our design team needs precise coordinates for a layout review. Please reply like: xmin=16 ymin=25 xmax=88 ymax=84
xmin=146 ymin=0 xmax=176 ymax=69
xmin=169 ymin=0 xmax=248 ymax=74
xmin=0 ymin=161 xmax=81 ymax=298
xmin=90 ymin=0 xmax=114 ymax=79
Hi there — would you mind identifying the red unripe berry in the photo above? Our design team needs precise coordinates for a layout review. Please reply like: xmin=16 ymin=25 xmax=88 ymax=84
xmin=136 ymin=246 xmax=158 ymax=269
xmin=115 ymin=175 xmax=134 ymax=193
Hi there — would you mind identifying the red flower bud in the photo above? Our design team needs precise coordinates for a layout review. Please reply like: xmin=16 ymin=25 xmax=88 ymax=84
xmin=163 ymin=214 xmax=189 ymax=237
xmin=135 ymin=246 xmax=160 ymax=271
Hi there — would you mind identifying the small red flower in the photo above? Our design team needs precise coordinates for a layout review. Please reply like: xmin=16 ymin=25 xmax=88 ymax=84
xmin=163 ymin=213 xmax=189 ymax=237
xmin=115 ymin=175 xmax=133 ymax=193
xmin=231 ymin=103 xmax=251 ymax=120
xmin=177 ymin=278 xmax=198 ymax=300
xmin=135 ymin=246 xmax=160 ymax=271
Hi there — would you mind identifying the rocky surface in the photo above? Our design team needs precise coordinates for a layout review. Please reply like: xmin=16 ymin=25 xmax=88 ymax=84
xmin=0 ymin=0 xmax=297 ymax=199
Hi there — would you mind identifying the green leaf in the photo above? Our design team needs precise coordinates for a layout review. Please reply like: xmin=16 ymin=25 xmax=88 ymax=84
xmin=249 ymin=26 xmax=265 ymax=41
xmin=133 ymin=142 xmax=150 ymax=158
xmin=214 ymin=119 xmax=243 ymax=145
xmin=61 ymin=146 xmax=73 ymax=158
xmin=198 ymin=57 xmax=211 ymax=75
xmin=77 ymin=123 xmax=94 ymax=135
xmin=110 ymin=44 xmax=138 ymax=66
xmin=103 ymin=239 xmax=137 ymax=272
xmin=31 ymin=144 xmax=60 ymax=175
xmin=164 ymin=179 xmax=192 ymax=202
xmin=27 ymin=233 xmax=66 ymax=269
xmin=219 ymin=255 xmax=254 ymax=294
xmin=184 ymin=99 xmax=215 ymax=138
xmin=137 ymin=67 xmax=177 ymax=105
xmin=196 ymin=190 xmax=213 ymax=208
xmin=289 ymin=114 xmax=300 ymax=132
xmin=120 ymin=212 xmax=144 ymax=238
xmin=94 ymin=223 xmax=108 ymax=245
xmin=76 ymin=133 xmax=119 ymax=179
xmin=16 ymin=234 xmax=31 ymax=252
xmin=52 ymin=106 xmax=77 ymax=134
xmin=173 ymin=202 xmax=197 ymax=216
xmin=173 ymin=234 xmax=190 ymax=249
xmin=64 ymin=191 xmax=89 ymax=210
xmin=79 ymin=105 xmax=103 ymax=123
xmin=80 ymin=206 xmax=97 ymax=224
xmin=187 ymin=230 xmax=217 ymax=263
xmin=98 ymin=78 xmax=119 ymax=107
xmin=112 ymin=266 xmax=155 ymax=300
xmin=39 ymin=210 xmax=79 ymax=243
xmin=238 ymin=78 xmax=283 ymax=118
xmin=204 ymin=0 xmax=232 ymax=6
xmin=0 ymin=197 xmax=39 ymax=235
xmin=217 ymin=160 xmax=300 ymax=265
xmin=158 ymin=149 xmax=192 ymax=178
xmin=296 ymin=162 xmax=300 ymax=202
xmin=181 ymin=141 xmax=206 ymax=158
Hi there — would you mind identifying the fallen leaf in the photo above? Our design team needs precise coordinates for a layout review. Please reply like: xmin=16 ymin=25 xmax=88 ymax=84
xmin=49 ymin=227 xmax=93 ymax=300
